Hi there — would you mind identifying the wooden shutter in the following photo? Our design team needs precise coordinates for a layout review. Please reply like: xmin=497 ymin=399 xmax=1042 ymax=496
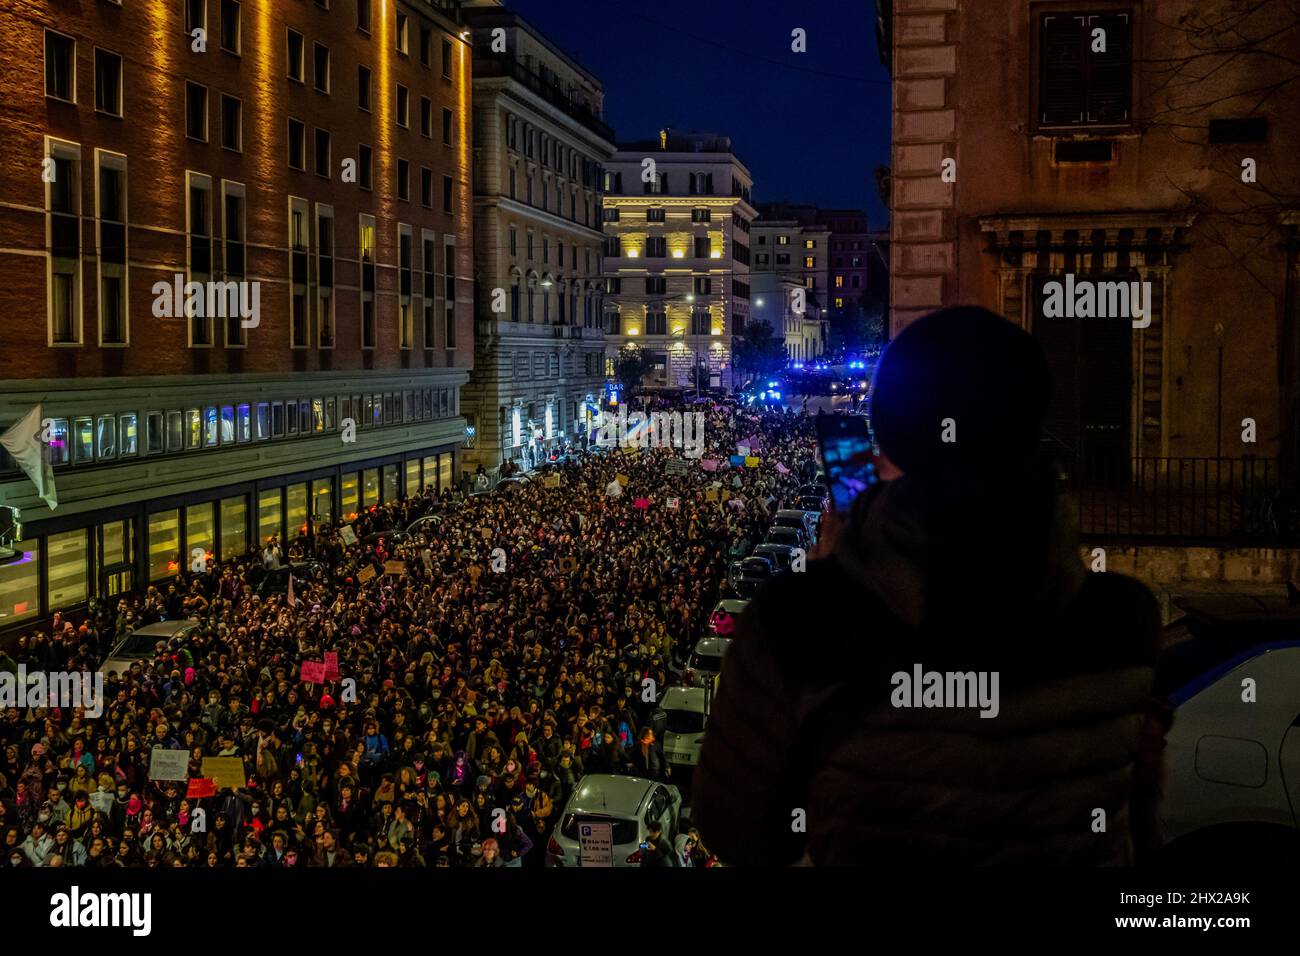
xmin=1040 ymin=14 xmax=1087 ymax=125
xmin=1086 ymin=13 xmax=1132 ymax=123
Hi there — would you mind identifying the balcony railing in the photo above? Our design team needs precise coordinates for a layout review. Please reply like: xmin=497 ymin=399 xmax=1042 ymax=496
xmin=1064 ymin=455 xmax=1300 ymax=545
xmin=474 ymin=55 xmax=614 ymax=142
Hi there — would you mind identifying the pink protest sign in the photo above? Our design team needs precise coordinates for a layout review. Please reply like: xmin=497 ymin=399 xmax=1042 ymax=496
xmin=633 ymin=497 xmax=650 ymax=509
xmin=300 ymin=660 xmax=327 ymax=683
xmin=700 ymin=459 xmax=719 ymax=472
xmin=323 ymin=652 xmax=339 ymax=679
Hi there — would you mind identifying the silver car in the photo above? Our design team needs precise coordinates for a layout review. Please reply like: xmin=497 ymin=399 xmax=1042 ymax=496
xmin=100 ymin=619 xmax=200 ymax=676
xmin=660 ymin=686 xmax=708 ymax=767
xmin=548 ymin=775 xmax=682 ymax=867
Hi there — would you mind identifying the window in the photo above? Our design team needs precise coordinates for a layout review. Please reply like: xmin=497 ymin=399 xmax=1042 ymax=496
xmin=288 ymin=119 xmax=306 ymax=169
xmin=1039 ymin=12 xmax=1132 ymax=126
xmin=286 ymin=30 xmax=305 ymax=82
xmin=691 ymin=208 xmax=711 ymax=223
xmin=286 ymin=483 xmax=309 ymax=538
xmin=442 ymin=107 xmax=452 ymax=145
xmin=317 ymin=205 xmax=335 ymax=347
xmin=185 ymin=0 xmax=206 ymax=39
xmin=804 ymin=239 xmax=816 ymax=249
xmin=443 ymin=175 xmax=453 ymax=213
xmin=257 ymin=489 xmax=281 ymax=547
xmin=96 ymin=153 xmax=127 ymax=345
xmin=148 ymin=510 xmax=180 ymax=581
xmin=442 ymin=39 xmax=453 ymax=79
xmin=420 ymin=97 xmax=432 ymax=136
xmin=804 ymin=256 xmax=815 ymax=268
xmin=357 ymin=65 xmax=371 ymax=110
xmin=694 ymin=277 xmax=712 ymax=295
xmin=186 ymin=172 xmax=213 ymax=345
xmin=444 ymin=239 xmax=457 ymax=348
xmin=396 ymin=84 xmax=409 ymax=127
xmin=220 ymin=0 xmax=240 ymax=54
xmin=646 ymin=310 xmax=667 ymax=335
xmin=420 ymin=25 xmax=431 ymax=66
xmin=360 ymin=215 xmax=376 ymax=348
xmin=397 ymin=158 xmax=410 ymax=200
xmin=646 ymin=237 xmax=666 ymax=258
xmin=396 ymin=12 xmax=409 ymax=53
xmin=314 ymin=128 xmax=331 ymax=178
xmin=222 ymin=181 xmax=246 ymax=345
xmin=45 ymin=31 xmax=76 ymax=103
xmin=220 ymin=94 xmax=242 ymax=151
xmin=94 ymin=49 xmax=123 ymax=116
xmin=290 ymin=197 xmax=309 ymax=348
xmin=421 ymin=167 xmax=433 ymax=207
xmin=185 ymin=82 xmax=208 ymax=141
xmin=646 ymin=276 xmax=666 ymax=295
xmin=359 ymin=144 xmax=372 ymax=189
xmin=236 ymin=403 xmax=251 ymax=441
xmin=603 ymin=236 xmax=620 ymax=257
xmin=691 ymin=308 xmax=710 ymax=335
xmin=220 ymin=497 xmax=247 ymax=561
xmin=118 ymin=413 xmax=138 ymax=456
xmin=314 ymin=42 xmax=330 ymax=93
xmin=694 ymin=236 xmax=711 ymax=259
xmin=646 ymin=207 xmax=665 ymax=223
xmin=603 ymin=208 xmax=619 ymax=223
xmin=398 ymin=224 xmax=413 ymax=348
xmin=356 ymin=0 xmax=371 ymax=32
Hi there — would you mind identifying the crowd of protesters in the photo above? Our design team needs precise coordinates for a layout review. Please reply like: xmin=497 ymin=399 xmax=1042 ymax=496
xmin=1 ymin=402 xmax=816 ymax=868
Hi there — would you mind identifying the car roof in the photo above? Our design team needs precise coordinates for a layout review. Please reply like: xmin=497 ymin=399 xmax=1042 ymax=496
xmin=713 ymin=599 xmax=749 ymax=613
xmin=128 ymin=619 xmax=199 ymax=639
xmin=756 ymin=542 xmax=793 ymax=553
xmin=692 ymin=636 xmax=733 ymax=656
xmin=661 ymin=686 xmax=706 ymax=711
xmin=565 ymin=774 xmax=658 ymax=817
xmin=776 ymin=509 xmax=814 ymax=520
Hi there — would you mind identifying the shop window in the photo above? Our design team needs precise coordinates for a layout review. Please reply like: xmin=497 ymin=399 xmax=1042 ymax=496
xmin=220 ymin=496 xmax=247 ymax=560
xmin=439 ymin=453 xmax=452 ymax=492
xmin=0 ymin=534 xmax=40 ymax=624
xmin=186 ymin=502 xmax=216 ymax=567
xmin=405 ymin=459 xmax=420 ymax=495
xmin=341 ymin=472 xmax=359 ymax=520
xmin=46 ymin=529 xmax=89 ymax=610
xmin=383 ymin=464 xmax=399 ymax=502
xmin=148 ymin=510 xmax=180 ymax=581
xmin=313 ymin=479 xmax=334 ymax=525
xmin=363 ymin=468 xmax=380 ymax=507
xmin=422 ymin=456 xmax=438 ymax=491
xmin=257 ymin=488 xmax=282 ymax=546
xmin=286 ymin=483 xmax=309 ymax=539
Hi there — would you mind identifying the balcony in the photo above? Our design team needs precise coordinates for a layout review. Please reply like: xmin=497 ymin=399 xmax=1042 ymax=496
xmin=1067 ymin=455 xmax=1300 ymax=546
xmin=475 ymin=55 xmax=614 ymax=142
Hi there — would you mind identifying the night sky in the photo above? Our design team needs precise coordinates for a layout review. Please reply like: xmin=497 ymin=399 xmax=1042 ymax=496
xmin=504 ymin=0 xmax=892 ymax=228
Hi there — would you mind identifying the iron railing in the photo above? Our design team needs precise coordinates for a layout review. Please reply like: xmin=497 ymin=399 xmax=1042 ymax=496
xmin=1062 ymin=455 xmax=1300 ymax=544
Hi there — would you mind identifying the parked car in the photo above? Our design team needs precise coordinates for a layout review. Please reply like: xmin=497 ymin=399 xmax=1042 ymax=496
xmin=1154 ymin=595 xmax=1300 ymax=862
xmin=100 ymin=619 xmax=201 ymax=675
xmin=659 ymin=686 xmax=708 ymax=767
xmin=753 ymin=542 xmax=795 ymax=573
xmin=770 ymin=515 xmax=816 ymax=549
xmin=548 ymin=775 xmax=682 ymax=867
xmin=255 ymin=560 xmax=324 ymax=598
xmin=495 ymin=476 xmax=533 ymax=494
xmin=683 ymin=636 xmax=732 ymax=688
xmin=405 ymin=513 xmax=445 ymax=538
xmin=798 ymin=482 xmax=827 ymax=499
xmin=795 ymin=494 xmax=827 ymax=514
xmin=708 ymin=598 xmax=749 ymax=634
xmin=729 ymin=555 xmax=774 ymax=598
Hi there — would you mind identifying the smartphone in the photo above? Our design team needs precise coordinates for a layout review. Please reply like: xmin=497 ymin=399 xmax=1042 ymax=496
xmin=816 ymin=415 xmax=877 ymax=512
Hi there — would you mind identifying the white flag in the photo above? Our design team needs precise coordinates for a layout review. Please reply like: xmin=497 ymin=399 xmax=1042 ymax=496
xmin=0 ymin=404 xmax=57 ymax=510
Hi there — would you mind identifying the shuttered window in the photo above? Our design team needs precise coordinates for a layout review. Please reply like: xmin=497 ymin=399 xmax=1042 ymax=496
xmin=1039 ymin=12 xmax=1132 ymax=127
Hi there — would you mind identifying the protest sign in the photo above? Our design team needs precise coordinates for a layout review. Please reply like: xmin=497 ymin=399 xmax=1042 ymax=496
xmin=745 ymin=456 xmax=760 ymax=468
xmin=357 ymin=565 xmax=376 ymax=583
xmin=728 ymin=455 xmax=746 ymax=467
xmin=633 ymin=497 xmax=650 ymax=509
xmin=186 ymin=778 xmax=216 ymax=799
xmin=666 ymin=498 xmax=680 ymax=511
xmin=300 ymin=660 xmax=327 ymax=683
xmin=201 ymin=757 xmax=246 ymax=792
xmin=384 ymin=560 xmax=406 ymax=576
xmin=149 ymin=747 xmax=189 ymax=782
xmin=700 ymin=459 xmax=719 ymax=472
xmin=705 ymin=488 xmax=719 ymax=502
xmin=544 ymin=474 xmax=561 ymax=488
xmin=339 ymin=525 xmax=358 ymax=546
xmin=323 ymin=652 xmax=339 ymax=680
xmin=665 ymin=460 xmax=689 ymax=477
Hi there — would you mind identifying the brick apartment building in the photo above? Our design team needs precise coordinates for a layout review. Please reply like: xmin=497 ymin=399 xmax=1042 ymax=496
xmin=880 ymin=0 xmax=1300 ymax=582
xmin=0 ymin=0 xmax=474 ymax=630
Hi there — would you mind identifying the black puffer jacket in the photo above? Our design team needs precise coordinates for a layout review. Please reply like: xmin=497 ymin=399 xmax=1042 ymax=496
xmin=693 ymin=483 xmax=1163 ymax=866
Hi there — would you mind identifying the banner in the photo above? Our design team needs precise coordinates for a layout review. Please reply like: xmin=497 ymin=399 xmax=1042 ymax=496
xmin=384 ymin=560 xmax=406 ymax=576
xmin=745 ymin=456 xmax=760 ymax=468
xmin=357 ymin=565 xmax=377 ymax=583
xmin=148 ymin=747 xmax=190 ymax=782
xmin=323 ymin=651 xmax=339 ymax=680
xmin=699 ymin=459 xmax=719 ymax=472
xmin=200 ymin=756 xmax=246 ymax=792
xmin=633 ymin=497 xmax=650 ymax=509
xmin=186 ymin=778 xmax=217 ymax=799
xmin=728 ymin=455 xmax=746 ymax=467
xmin=665 ymin=460 xmax=689 ymax=477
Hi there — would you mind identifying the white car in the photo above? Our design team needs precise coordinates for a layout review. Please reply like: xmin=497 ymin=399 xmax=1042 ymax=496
xmin=708 ymin=598 xmax=749 ymax=634
xmin=100 ymin=619 xmax=201 ymax=676
xmin=1157 ymin=628 xmax=1300 ymax=861
xmin=683 ymin=636 xmax=732 ymax=688
xmin=660 ymin=686 xmax=708 ymax=767
xmin=547 ymin=775 xmax=682 ymax=867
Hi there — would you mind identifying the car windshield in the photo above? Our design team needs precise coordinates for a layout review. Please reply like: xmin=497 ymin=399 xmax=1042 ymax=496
xmin=116 ymin=634 xmax=163 ymax=658
xmin=560 ymin=814 xmax=639 ymax=846
xmin=664 ymin=708 xmax=705 ymax=734
xmin=689 ymin=652 xmax=722 ymax=672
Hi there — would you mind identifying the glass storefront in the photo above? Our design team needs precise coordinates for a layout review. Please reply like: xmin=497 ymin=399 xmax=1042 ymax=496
xmin=363 ymin=468 xmax=380 ymax=508
xmin=46 ymin=529 xmax=89 ymax=609
xmin=0 ymin=535 xmax=40 ymax=625
xmin=406 ymin=459 xmax=420 ymax=496
xmin=186 ymin=501 xmax=216 ymax=569
xmin=439 ymin=453 xmax=453 ymax=492
xmin=313 ymin=480 xmax=334 ymax=526
xmin=423 ymin=456 xmax=438 ymax=491
xmin=258 ymin=488 xmax=282 ymax=547
xmin=148 ymin=510 xmax=180 ymax=581
xmin=286 ymin=483 xmax=309 ymax=540
xmin=383 ymin=464 xmax=399 ymax=503
xmin=341 ymin=472 xmax=359 ymax=521
xmin=220 ymin=496 xmax=247 ymax=561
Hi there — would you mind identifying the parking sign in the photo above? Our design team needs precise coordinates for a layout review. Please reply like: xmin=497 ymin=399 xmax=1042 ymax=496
xmin=578 ymin=821 xmax=613 ymax=867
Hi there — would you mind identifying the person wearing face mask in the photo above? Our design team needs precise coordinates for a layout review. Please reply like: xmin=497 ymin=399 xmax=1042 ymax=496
xmin=22 ymin=820 xmax=55 ymax=866
xmin=53 ymin=825 xmax=87 ymax=866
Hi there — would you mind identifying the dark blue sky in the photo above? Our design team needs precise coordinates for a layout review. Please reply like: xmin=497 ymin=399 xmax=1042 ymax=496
xmin=505 ymin=0 xmax=892 ymax=228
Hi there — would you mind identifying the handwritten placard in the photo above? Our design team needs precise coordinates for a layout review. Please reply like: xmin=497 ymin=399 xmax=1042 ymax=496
xmin=200 ymin=756 xmax=246 ymax=792
xmin=300 ymin=660 xmax=327 ymax=683
xmin=149 ymin=747 xmax=190 ymax=782
xmin=323 ymin=651 xmax=339 ymax=680
xmin=357 ymin=565 xmax=377 ymax=584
